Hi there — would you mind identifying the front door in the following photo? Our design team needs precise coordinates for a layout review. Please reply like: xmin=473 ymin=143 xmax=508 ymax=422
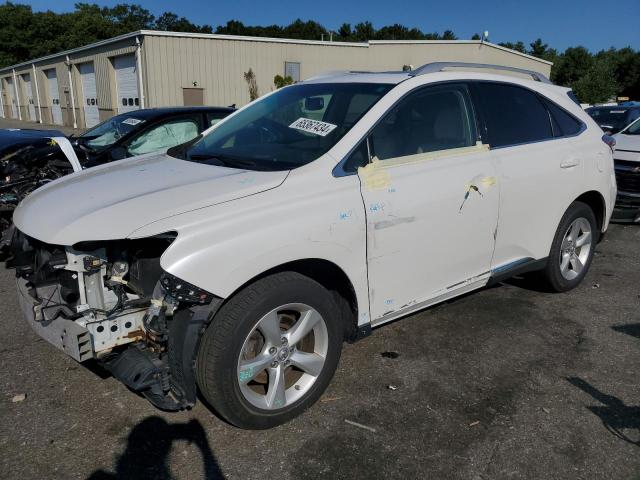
xmin=358 ymin=83 xmax=499 ymax=321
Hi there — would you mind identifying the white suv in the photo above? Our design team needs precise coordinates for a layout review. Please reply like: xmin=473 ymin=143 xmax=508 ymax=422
xmin=8 ymin=63 xmax=616 ymax=429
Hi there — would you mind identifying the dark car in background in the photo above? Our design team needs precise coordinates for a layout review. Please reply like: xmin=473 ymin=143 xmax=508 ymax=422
xmin=586 ymin=102 xmax=640 ymax=134
xmin=612 ymin=118 xmax=640 ymax=223
xmin=0 ymin=106 xmax=234 ymax=231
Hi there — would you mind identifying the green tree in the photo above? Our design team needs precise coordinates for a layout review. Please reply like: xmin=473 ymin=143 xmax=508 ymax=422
xmin=573 ymin=59 xmax=618 ymax=104
xmin=337 ymin=23 xmax=352 ymax=41
xmin=283 ymin=19 xmax=327 ymax=40
xmin=353 ymin=21 xmax=375 ymax=41
xmin=441 ymin=30 xmax=457 ymax=40
xmin=244 ymin=68 xmax=258 ymax=100
xmin=155 ymin=12 xmax=212 ymax=33
xmin=597 ymin=47 xmax=640 ymax=99
xmin=551 ymin=46 xmax=594 ymax=87
xmin=274 ymin=74 xmax=294 ymax=88
xmin=499 ymin=41 xmax=527 ymax=53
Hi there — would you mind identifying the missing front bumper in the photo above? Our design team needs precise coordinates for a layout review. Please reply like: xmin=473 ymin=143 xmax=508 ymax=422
xmin=17 ymin=277 xmax=93 ymax=362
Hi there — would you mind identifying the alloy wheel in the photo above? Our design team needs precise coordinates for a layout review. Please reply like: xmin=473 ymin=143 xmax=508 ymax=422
xmin=236 ymin=303 xmax=329 ymax=410
xmin=559 ymin=217 xmax=592 ymax=281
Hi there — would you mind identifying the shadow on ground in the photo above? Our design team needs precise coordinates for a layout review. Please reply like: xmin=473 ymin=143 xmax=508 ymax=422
xmin=568 ymin=376 xmax=640 ymax=447
xmin=87 ymin=416 xmax=224 ymax=479
xmin=612 ymin=323 xmax=640 ymax=340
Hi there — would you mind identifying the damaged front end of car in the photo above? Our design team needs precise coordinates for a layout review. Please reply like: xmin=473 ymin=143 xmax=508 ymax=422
xmin=6 ymin=229 xmax=221 ymax=411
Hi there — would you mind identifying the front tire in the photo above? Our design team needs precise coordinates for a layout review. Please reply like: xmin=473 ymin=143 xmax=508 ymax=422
xmin=196 ymin=272 xmax=343 ymax=429
xmin=542 ymin=201 xmax=598 ymax=292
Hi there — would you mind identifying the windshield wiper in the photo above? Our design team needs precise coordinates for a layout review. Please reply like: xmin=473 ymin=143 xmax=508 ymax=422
xmin=187 ymin=154 xmax=257 ymax=169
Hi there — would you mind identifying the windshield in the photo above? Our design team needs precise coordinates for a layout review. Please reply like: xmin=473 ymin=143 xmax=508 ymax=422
xmin=587 ymin=107 xmax=632 ymax=132
xmin=80 ymin=114 xmax=147 ymax=149
xmin=170 ymin=83 xmax=392 ymax=170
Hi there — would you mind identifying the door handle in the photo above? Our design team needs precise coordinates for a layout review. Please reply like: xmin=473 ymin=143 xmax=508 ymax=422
xmin=560 ymin=158 xmax=580 ymax=169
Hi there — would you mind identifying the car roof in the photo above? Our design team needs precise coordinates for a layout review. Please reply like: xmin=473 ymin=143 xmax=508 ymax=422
xmin=587 ymin=105 xmax=640 ymax=111
xmin=302 ymin=70 xmax=566 ymax=97
xmin=116 ymin=106 xmax=235 ymax=120
xmin=304 ymin=71 xmax=412 ymax=84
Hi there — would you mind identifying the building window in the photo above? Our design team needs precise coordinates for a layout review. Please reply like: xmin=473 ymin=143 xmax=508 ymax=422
xmin=284 ymin=62 xmax=301 ymax=82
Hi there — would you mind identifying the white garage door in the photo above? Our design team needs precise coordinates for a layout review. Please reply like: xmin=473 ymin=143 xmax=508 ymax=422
xmin=114 ymin=55 xmax=140 ymax=114
xmin=6 ymin=78 xmax=18 ymax=118
xmin=46 ymin=69 xmax=63 ymax=125
xmin=79 ymin=62 xmax=99 ymax=128
xmin=22 ymin=73 xmax=37 ymax=121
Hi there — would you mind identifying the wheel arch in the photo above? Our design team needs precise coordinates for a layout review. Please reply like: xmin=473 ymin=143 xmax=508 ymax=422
xmin=574 ymin=190 xmax=606 ymax=233
xmin=218 ymin=258 xmax=360 ymax=342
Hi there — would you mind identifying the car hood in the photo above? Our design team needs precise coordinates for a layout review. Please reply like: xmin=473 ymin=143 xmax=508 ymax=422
xmin=613 ymin=133 xmax=640 ymax=162
xmin=13 ymin=152 xmax=288 ymax=245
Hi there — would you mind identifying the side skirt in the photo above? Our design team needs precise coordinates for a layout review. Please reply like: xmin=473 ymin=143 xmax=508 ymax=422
xmin=359 ymin=257 xmax=547 ymax=335
xmin=486 ymin=257 xmax=548 ymax=286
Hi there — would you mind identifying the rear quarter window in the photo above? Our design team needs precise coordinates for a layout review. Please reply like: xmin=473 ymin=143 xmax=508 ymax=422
xmin=541 ymin=98 xmax=583 ymax=136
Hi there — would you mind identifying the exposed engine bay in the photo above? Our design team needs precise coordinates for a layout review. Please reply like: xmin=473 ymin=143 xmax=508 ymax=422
xmin=0 ymin=140 xmax=74 ymax=233
xmin=6 ymin=229 xmax=220 ymax=410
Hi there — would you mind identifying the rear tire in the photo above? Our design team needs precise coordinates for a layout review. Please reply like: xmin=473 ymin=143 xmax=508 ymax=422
xmin=196 ymin=272 xmax=343 ymax=429
xmin=542 ymin=201 xmax=598 ymax=292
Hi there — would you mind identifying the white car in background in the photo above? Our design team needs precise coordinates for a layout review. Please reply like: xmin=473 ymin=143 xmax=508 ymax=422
xmin=7 ymin=62 xmax=616 ymax=429
xmin=612 ymin=118 xmax=640 ymax=222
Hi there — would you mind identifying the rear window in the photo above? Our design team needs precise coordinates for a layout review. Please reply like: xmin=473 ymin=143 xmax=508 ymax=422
xmin=474 ymin=82 xmax=553 ymax=148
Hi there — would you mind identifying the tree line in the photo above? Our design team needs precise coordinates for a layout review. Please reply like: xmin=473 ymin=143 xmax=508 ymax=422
xmin=1 ymin=2 xmax=638 ymax=104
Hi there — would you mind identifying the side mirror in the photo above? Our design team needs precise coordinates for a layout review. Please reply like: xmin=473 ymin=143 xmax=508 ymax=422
xmin=110 ymin=147 xmax=127 ymax=161
xmin=305 ymin=97 xmax=324 ymax=111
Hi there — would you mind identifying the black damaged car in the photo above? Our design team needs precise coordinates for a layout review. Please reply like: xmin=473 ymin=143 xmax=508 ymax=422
xmin=0 ymin=106 xmax=234 ymax=231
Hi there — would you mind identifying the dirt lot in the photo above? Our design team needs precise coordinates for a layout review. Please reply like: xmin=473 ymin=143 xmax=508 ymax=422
xmin=0 ymin=223 xmax=638 ymax=480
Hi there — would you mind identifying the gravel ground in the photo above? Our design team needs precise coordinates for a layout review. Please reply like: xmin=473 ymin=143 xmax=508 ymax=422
xmin=0 ymin=223 xmax=638 ymax=480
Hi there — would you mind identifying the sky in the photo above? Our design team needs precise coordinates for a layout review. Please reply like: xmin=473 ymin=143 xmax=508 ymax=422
xmin=23 ymin=0 xmax=640 ymax=52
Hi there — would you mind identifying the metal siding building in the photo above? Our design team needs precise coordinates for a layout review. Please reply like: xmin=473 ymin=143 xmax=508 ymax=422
xmin=0 ymin=30 xmax=552 ymax=128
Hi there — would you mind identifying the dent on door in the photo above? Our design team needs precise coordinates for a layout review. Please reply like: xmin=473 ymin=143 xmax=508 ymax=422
xmin=358 ymin=142 xmax=499 ymax=322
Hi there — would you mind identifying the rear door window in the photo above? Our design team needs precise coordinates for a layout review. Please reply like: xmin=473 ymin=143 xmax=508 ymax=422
xmin=474 ymin=82 xmax=553 ymax=148
xmin=207 ymin=111 xmax=228 ymax=127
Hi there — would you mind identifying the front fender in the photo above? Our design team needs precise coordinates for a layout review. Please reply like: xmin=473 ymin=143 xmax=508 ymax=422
xmin=130 ymin=170 xmax=371 ymax=326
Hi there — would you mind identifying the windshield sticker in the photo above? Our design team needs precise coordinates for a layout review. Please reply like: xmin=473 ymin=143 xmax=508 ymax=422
xmin=122 ymin=118 xmax=144 ymax=126
xmin=289 ymin=117 xmax=337 ymax=137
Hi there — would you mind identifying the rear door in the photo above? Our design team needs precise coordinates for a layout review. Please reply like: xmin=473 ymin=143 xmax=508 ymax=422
xmin=359 ymin=82 xmax=499 ymax=321
xmin=114 ymin=55 xmax=140 ymax=114
xmin=79 ymin=62 xmax=99 ymax=128
xmin=46 ymin=69 xmax=63 ymax=125
xmin=472 ymin=82 xmax=585 ymax=270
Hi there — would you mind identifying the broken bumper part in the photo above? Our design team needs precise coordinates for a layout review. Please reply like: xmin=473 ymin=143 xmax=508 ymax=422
xmin=17 ymin=277 xmax=93 ymax=362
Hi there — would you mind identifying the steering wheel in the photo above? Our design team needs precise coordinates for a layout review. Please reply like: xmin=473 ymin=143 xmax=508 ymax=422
xmin=253 ymin=117 xmax=301 ymax=143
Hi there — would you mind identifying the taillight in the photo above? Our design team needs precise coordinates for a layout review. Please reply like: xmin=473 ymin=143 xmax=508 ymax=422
xmin=602 ymin=134 xmax=616 ymax=153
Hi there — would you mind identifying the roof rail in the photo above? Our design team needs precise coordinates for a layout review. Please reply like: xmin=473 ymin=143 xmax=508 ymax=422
xmin=411 ymin=62 xmax=552 ymax=84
